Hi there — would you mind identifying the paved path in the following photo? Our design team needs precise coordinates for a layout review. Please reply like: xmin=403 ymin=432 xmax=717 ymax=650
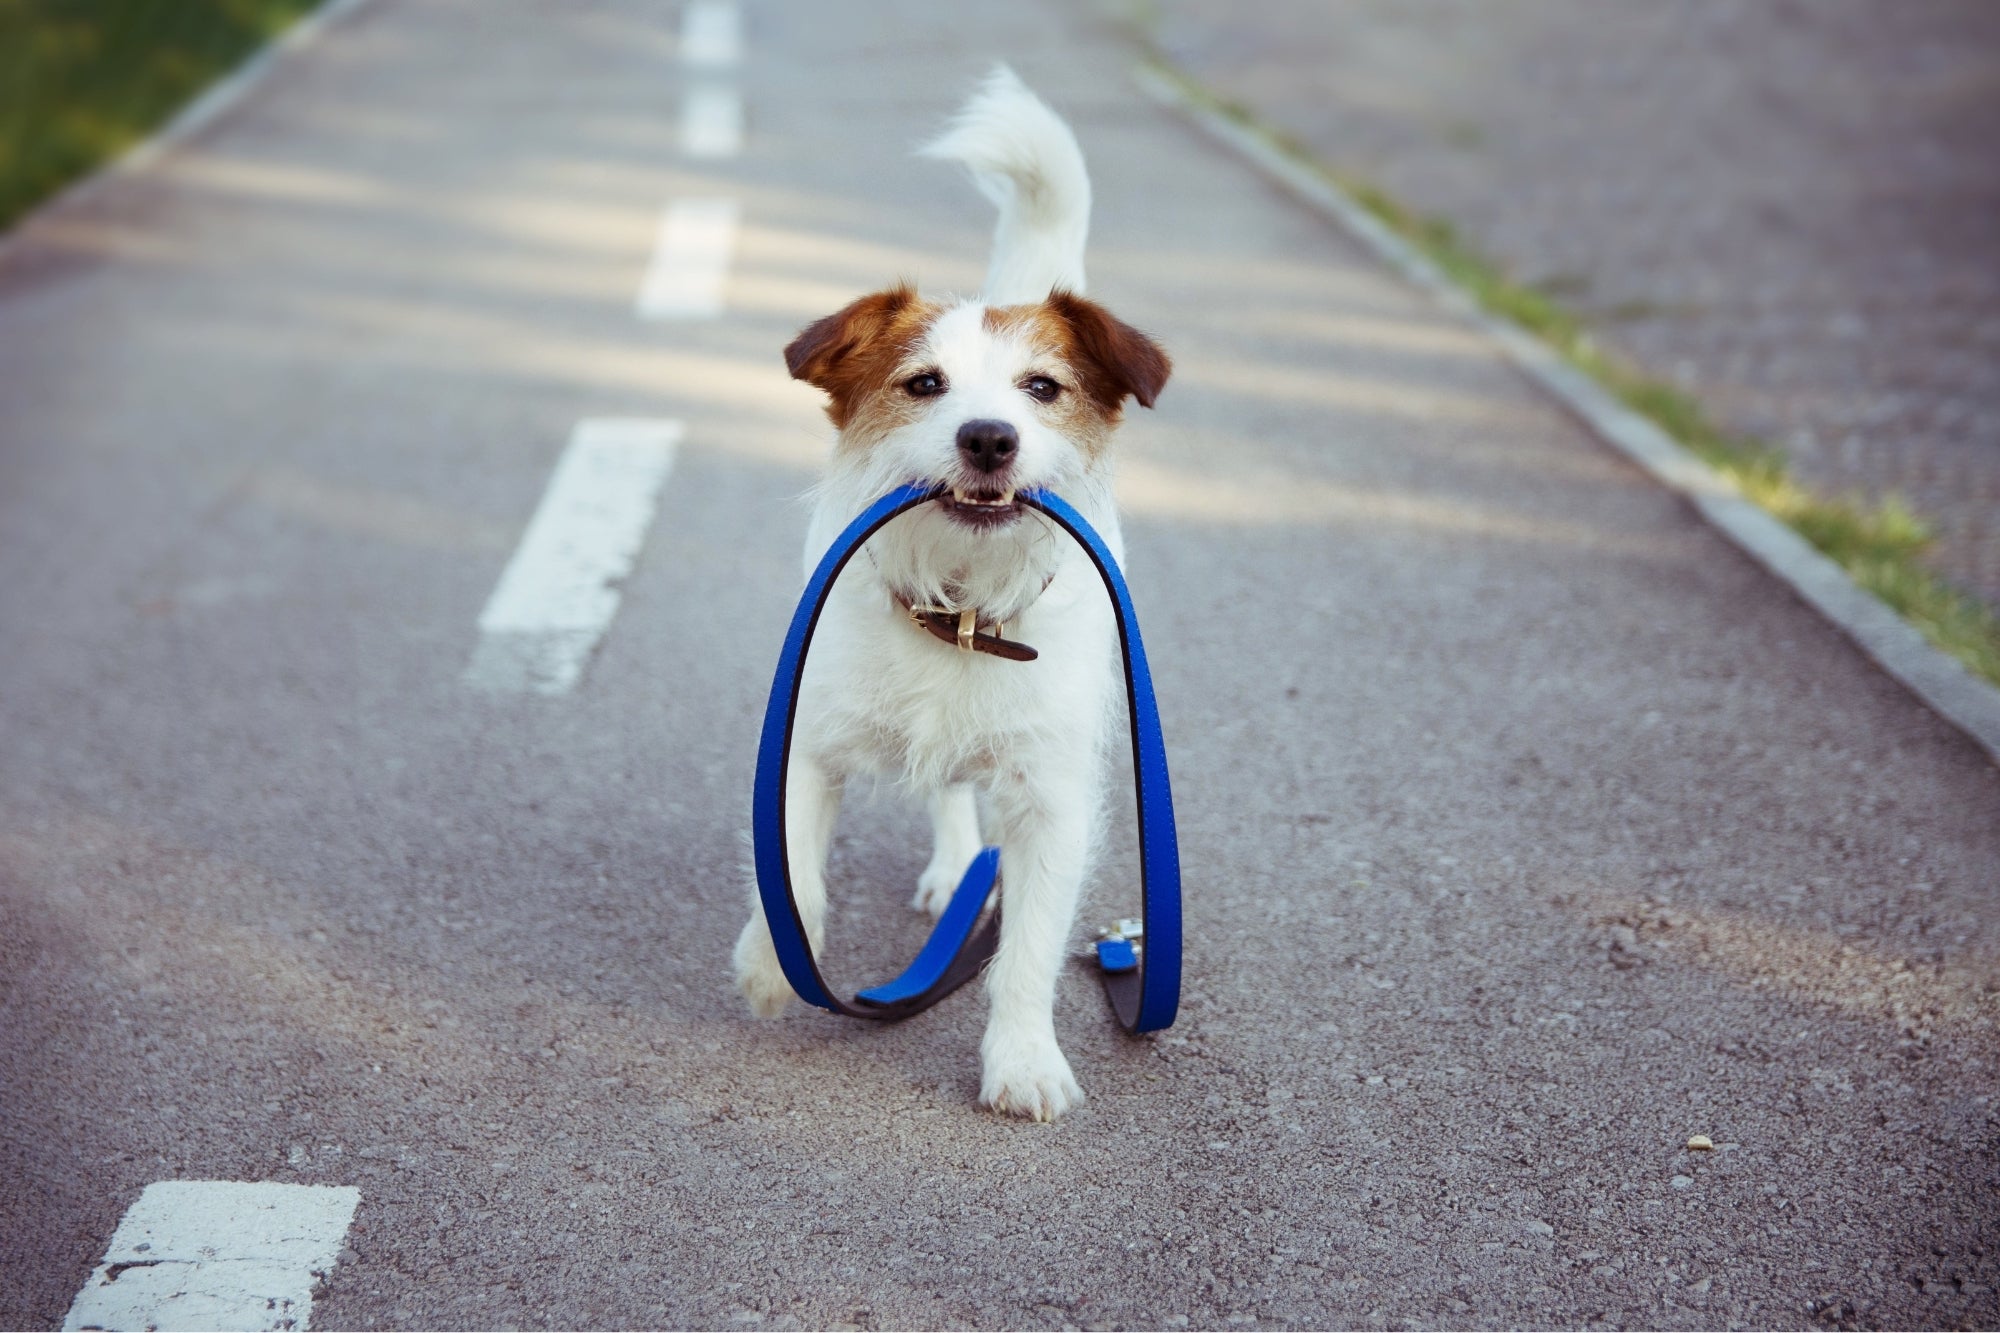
xmin=2 ymin=1 xmax=1996 ymax=1328
xmin=1155 ymin=0 xmax=2000 ymax=612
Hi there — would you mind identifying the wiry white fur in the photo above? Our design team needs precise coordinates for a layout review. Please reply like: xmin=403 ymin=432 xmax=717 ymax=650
xmin=919 ymin=64 xmax=1092 ymax=305
xmin=734 ymin=73 xmax=1126 ymax=1122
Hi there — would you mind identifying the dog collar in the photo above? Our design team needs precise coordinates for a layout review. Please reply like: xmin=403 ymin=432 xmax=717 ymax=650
xmin=869 ymin=553 xmax=1056 ymax=663
xmin=752 ymin=483 xmax=1182 ymax=1034
xmin=889 ymin=568 xmax=1059 ymax=662
xmin=897 ymin=600 xmax=1039 ymax=661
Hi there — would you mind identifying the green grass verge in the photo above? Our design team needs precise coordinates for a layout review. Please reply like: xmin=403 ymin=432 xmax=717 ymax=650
xmin=1142 ymin=59 xmax=2000 ymax=687
xmin=0 ymin=0 xmax=323 ymax=233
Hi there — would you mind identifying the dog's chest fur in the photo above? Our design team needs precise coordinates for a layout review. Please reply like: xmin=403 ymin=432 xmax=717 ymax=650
xmin=800 ymin=565 xmax=1118 ymax=792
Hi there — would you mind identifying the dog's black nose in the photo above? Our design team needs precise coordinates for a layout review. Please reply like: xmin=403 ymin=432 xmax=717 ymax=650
xmin=956 ymin=419 xmax=1018 ymax=473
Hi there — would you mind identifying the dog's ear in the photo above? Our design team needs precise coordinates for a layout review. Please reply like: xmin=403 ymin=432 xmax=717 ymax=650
xmin=785 ymin=284 xmax=923 ymax=424
xmin=1044 ymin=290 xmax=1172 ymax=411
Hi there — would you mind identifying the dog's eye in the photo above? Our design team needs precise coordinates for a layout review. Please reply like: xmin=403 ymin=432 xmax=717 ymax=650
xmin=904 ymin=371 xmax=945 ymax=398
xmin=1022 ymin=375 xmax=1062 ymax=403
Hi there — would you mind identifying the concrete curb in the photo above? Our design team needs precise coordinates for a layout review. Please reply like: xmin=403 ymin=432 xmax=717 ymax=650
xmin=0 ymin=0 xmax=375 ymax=266
xmin=1132 ymin=62 xmax=2000 ymax=771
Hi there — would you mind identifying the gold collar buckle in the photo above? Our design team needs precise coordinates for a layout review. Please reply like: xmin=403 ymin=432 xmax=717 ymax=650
xmin=904 ymin=601 xmax=1037 ymax=663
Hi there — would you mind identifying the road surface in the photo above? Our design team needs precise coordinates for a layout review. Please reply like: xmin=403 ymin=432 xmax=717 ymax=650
xmin=2 ymin=1 xmax=1996 ymax=1327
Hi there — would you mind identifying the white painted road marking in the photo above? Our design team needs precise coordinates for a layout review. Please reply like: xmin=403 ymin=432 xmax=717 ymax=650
xmin=635 ymin=198 xmax=739 ymax=319
xmin=63 ymin=1180 xmax=359 ymax=1333
xmin=464 ymin=418 xmax=681 ymax=695
xmin=682 ymin=81 xmax=744 ymax=158
xmin=681 ymin=0 xmax=741 ymax=67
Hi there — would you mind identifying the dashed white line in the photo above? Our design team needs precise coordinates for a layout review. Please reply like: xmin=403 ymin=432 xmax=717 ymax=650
xmin=63 ymin=1180 xmax=359 ymax=1333
xmin=680 ymin=0 xmax=741 ymax=68
xmin=635 ymin=198 xmax=739 ymax=319
xmin=681 ymin=80 xmax=744 ymax=158
xmin=464 ymin=418 xmax=681 ymax=695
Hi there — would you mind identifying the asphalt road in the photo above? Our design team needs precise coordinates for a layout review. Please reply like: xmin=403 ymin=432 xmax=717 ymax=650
xmin=3 ymin=1 xmax=1997 ymax=1329
xmin=1152 ymin=0 xmax=2000 ymax=615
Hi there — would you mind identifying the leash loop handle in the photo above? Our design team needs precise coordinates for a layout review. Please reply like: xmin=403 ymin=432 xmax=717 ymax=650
xmin=751 ymin=484 xmax=1180 ymax=1034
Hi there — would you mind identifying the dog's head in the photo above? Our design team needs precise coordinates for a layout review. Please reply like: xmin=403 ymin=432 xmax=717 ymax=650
xmin=786 ymin=285 xmax=1169 ymax=616
xmin=786 ymin=285 xmax=1170 ymax=527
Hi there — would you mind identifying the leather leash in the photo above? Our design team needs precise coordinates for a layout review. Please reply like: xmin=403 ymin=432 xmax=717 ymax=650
xmin=751 ymin=483 xmax=1181 ymax=1034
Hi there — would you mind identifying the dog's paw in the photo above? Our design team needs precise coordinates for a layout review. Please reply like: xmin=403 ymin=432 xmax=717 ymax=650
xmin=732 ymin=918 xmax=794 ymax=1019
xmin=979 ymin=1035 xmax=1083 ymax=1122
xmin=911 ymin=859 xmax=966 ymax=919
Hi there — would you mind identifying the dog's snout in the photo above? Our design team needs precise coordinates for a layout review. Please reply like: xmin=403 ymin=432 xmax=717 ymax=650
xmin=955 ymin=419 xmax=1018 ymax=473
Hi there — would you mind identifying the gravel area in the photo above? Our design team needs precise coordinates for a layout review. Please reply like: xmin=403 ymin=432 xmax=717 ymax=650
xmin=1152 ymin=0 xmax=2000 ymax=610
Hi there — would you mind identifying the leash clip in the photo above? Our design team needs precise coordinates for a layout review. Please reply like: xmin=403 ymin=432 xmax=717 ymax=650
xmin=1094 ymin=918 xmax=1145 ymax=974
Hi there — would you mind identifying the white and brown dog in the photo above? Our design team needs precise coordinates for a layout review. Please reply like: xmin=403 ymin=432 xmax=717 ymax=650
xmin=732 ymin=68 xmax=1170 ymax=1120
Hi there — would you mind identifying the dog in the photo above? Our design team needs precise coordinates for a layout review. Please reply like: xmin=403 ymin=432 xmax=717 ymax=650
xmin=732 ymin=67 xmax=1170 ymax=1121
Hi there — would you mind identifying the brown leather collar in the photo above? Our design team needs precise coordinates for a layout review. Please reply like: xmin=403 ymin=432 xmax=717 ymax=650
xmin=894 ymin=596 xmax=1039 ymax=662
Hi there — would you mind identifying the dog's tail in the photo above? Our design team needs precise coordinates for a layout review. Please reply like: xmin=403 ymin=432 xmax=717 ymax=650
xmin=920 ymin=65 xmax=1091 ymax=305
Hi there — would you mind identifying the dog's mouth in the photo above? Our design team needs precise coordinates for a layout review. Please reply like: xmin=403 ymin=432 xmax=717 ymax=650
xmin=940 ymin=485 xmax=1021 ymax=528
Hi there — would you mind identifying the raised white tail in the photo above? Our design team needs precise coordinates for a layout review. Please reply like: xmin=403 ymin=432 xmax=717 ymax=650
xmin=920 ymin=66 xmax=1092 ymax=305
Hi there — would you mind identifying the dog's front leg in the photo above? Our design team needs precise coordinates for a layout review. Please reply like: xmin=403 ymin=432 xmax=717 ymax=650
xmin=978 ymin=773 xmax=1094 ymax=1121
xmin=913 ymin=784 xmax=983 ymax=918
xmin=733 ymin=755 xmax=842 ymax=1017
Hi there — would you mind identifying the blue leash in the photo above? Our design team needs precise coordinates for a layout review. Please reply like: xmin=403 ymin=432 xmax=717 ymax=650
xmin=751 ymin=484 xmax=1181 ymax=1034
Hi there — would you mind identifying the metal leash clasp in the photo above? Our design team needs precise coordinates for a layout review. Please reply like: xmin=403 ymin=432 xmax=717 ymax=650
xmin=1094 ymin=917 xmax=1144 ymax=974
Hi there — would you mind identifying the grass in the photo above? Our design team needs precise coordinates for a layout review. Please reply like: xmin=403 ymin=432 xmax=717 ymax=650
xmin=0 ymin=0 xmax=323 ymax=233
xmin=1142 ymin=58 xmax=2000 ymax=688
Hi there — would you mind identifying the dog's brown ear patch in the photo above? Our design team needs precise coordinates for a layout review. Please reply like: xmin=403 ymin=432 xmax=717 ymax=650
xmin=785 ymin=284 xmax=935 ymax=429
xmin=1044 ymin=290 xmax=1172 ymax=412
